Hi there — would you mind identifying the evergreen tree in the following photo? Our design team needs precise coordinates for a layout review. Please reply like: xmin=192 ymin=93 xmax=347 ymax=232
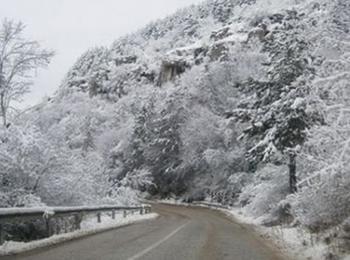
xmin=234 ymin=19 xmax=323 ymax=193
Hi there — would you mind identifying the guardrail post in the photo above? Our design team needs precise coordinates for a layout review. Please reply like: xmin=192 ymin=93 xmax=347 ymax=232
xmin=123 ymin=210 xmax=127 ymax=218
xmin=0 ymin=223 xmax=4 ymax=245
xmin=55 ymin=219 xmax=60 ymax=235
xmin=74 ymin=214 xmax=81 ymax=230
xmin=64 ymin=218 xmax=68 ymax=233
xmin=112 ymin=209 xmax=115 ymax=220
xmin=97 ymin=213 xmax=101 ymax=223
xmin=140 ymin=207 xmax=144 ymax=215
xmin=45 ymin=217 xmax=52 ymax=237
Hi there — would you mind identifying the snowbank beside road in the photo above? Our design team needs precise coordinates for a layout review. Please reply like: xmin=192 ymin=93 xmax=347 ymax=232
xmin=0 ymin=212 xmax=158 ymax=256
xmin=225 ymin=208 xmax=329 ymax=260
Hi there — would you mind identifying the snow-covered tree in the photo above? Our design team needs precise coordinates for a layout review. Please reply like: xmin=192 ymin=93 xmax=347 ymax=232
xmin=234 ymin=18 xmax=323 ymax=193
xmin=0 ymin=19 xmax=54 ymax=127
xmin=0 ymin=125 xmax=60 ymax=206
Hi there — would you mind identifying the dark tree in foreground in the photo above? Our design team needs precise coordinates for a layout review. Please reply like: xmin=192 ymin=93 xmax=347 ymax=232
xmin=0 ymin=19 xmax=54 ymax=127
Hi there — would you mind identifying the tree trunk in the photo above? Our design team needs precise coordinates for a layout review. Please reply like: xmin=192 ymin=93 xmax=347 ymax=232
xmin=288 ymin=153 xmax=297 ymax=193
xmin=0 ymin=68 xmax=6 ymax=128
xmin=0 ymin=93 xmax=6 ymax=127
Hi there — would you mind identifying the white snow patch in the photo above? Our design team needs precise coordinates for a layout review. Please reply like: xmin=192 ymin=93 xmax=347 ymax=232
xmin=291 ymin=97 xmax=305 ymax=109
xmin=226 ymin=207 xmax=330 ymax=260
xmin=215 ymin=33 xmax=247 ymax=44
xmin=167 ymin=42 xmax=203 ymax=55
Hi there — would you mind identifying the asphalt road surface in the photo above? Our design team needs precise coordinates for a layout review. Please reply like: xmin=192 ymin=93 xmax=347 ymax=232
xmin=1 ymin=204 xmax=286 ymax=260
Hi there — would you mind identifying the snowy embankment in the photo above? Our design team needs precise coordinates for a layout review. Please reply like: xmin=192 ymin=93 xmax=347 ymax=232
xmin=204 ymin=204 xmax=347 ymax=260
xmin=0 ymin=212 xmax=158 ymax=256
xmin=159 ymin=199 xmax=340 ymax=260
xmin=225 ymin=208 xmax=328 ymax=260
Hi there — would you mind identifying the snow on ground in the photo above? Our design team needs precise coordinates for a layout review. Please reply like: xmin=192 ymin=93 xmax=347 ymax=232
xmin=224 ymin=208 xmax=308 ymax=260
xmin=156 ymin=198 xmax=188 ymax=205
xmin=224 ymin=207 xmax=328 ymax=260
xmin=0 ymin=211 xmax=158 ymax=256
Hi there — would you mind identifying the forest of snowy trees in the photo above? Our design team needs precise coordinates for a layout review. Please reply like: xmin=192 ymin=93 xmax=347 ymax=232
xmin=1 ymin=0 xmax=350 ymax=255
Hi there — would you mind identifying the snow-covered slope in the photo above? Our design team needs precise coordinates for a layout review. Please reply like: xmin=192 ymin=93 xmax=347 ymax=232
xmin=58 ymin=0 xmax=348 ymax=99
xmin=3 ymin=0 xmax=350 ymax=257
xmin=57 ymin=0 xmax=316 ymax=96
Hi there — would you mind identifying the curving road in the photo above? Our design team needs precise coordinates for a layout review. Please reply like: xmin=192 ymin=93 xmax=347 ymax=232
xmin=2 ymin=204 xmax=286 ymax=260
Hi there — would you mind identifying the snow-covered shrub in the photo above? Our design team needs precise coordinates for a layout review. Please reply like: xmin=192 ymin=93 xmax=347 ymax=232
xmin=0 ymin=191 xmax=11 ymax=207
xmin=290 ymin=170 xmax=350 ymax=232
xmin=121 ymin=169 xmax=155 ymax=192
xmin=0 ymin=125 xmax=60 ymax=206
xmin=342 ymin=217 xmax=350 ymax=233
xmin=15 ymin=194 xmax=46 ymax=207
xmin=239 ymin=164 xmax=289 ymax=223
xmin=227 ymin=171 xmax=252 ymax=198
xmin=102 ymin=187 xmax=139 ymax=206
xmin=198 ymin=171 xmax=252 ymax=205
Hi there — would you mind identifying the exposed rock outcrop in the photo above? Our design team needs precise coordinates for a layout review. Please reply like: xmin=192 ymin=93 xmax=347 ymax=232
xmin=210 ymin=27 xmax=233 ymax=41
xmin=245 ymin=23 xmax=270 ymax=43
xmin=158 ymin=59 xmax=189 ymax=86
xmin=114 ymin=55 xmax=137 ymax=66
xmin=208 ymin=42 xmax=230 ymax=61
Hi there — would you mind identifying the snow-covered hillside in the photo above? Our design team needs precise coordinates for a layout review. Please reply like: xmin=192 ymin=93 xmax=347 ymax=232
xmin=1 ymin=0 xmax=350 ymax=258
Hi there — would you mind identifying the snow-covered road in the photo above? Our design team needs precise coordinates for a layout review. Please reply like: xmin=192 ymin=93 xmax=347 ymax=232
xmin=1 ymin=204 xmax=286 ymax=260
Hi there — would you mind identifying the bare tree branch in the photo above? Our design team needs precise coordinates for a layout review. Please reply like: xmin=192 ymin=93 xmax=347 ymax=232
xmin=0 ymin=19 xmax=54 ymax=127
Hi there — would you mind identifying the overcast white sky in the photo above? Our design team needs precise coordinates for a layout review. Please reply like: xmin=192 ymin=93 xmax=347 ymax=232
xmin=0 ymin=0 xmax=204 ymax=107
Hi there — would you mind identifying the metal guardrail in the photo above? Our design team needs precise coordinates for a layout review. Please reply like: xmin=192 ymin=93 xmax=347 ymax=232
xmin=0 ymin=204 xmax=152 ymax=245
xmin=191 ymin=201 xmax=230 ymax=210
